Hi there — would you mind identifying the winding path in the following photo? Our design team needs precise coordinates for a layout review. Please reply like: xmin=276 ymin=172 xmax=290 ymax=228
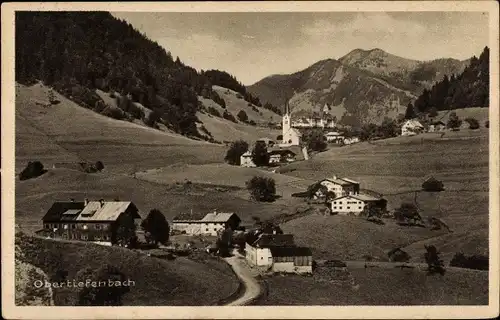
xmin=222 ymin=251 xmax=262 ymax=306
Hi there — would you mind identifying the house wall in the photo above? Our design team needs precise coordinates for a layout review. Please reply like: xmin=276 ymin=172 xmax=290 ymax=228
xmin=240 ymin=156 xmax=256 ymax=167
xmin=320 ymin=181 xmax=357 ymax=197
xmin=331 ymin=197 xmax=367 ymax=215
xmin=172 ymin=222 xmax=225 ymax=236
xmin=245 ymin=243 xmax=272 ymax=266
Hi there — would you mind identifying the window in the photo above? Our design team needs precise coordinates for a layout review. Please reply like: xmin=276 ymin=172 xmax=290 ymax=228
xmin=333 ymin=201 xmax=337 ymax=204
xmin=261 ymin=257 xmax=263 ymax=260
xmin=81 ymin=235 xmax=88 ymax=240
xmin=95 ymin=224 xmax=101 ymax=230
xmin=359 ymin=207 xmax=362 ymax=209
xmin=347 ymin=206 xmax=350 ymax=209
xmin=206 ymin=228 xmax=209 ymax=231
xmin=82 ymin=225 xmax=88 ymax=230
xmin=71 ymin=224 xmax=76 ymax=229
xmin=333 ymin=207 xmax=337 ymax=209
xmin=339 ymin=207 xmax=342 ymax=210
xmin=63 ymin=224 xmax=68 ymax=230
xmin=214 ymin=228 xmax=217 ymax=231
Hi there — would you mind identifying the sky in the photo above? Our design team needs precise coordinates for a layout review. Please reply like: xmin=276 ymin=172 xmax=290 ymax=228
xmin=112 ymin=11 xmax=489 ymax=85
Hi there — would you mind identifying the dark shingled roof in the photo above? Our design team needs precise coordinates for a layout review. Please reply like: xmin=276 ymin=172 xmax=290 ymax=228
xmin=252 ymin=234 xmax=295 ymax=247
xmin=270 ymin=246 xmax=312 ymax=257
xmin=42 ymin=202 xmax=86 ymax=221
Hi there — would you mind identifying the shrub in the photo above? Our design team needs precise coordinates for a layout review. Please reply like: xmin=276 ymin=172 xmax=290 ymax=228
xmin=141 ymin=209 xmax=170 ymax=246
xmin=248 ymin=120 xmax=256 ymax=126
xmin=222 ymin=110 xmax=237 ymax=123
xmin=236 ymin=93 xmax=243 ymax=99
xmin=19 ymin=161 xmax=46 ymax=181
xmin=465 ymin=117 xmax=480 ymax=129
xmin=144 ymin=110 xmax=162 ymax=127
xmin=393 ymin=203 xmax=423 ymax=226
xmin=302 ymin=128 xmax=327 ymax=152
xmin=422 ymin=177 xmax=445 ymax=192
xmin=450 ymin=252 xmax=488 ymax=270
xmin=224 ymin=140 xmax=249 ymax=165
xmin=95 ymin=161 xmax=104 ymax=171
xmin=246 ymin=176 xmax=276 ymax=202
xmin=207 ymin=106 xmax=221 ymax=117
xmin=237 ymin=110 xmax=249 ymax=122
xmin=128 ymin=103 xmax=145 ymax=120
xmin=424 ymin=245 xmax=445 ymax=275
xmin=101 ymin=106 xmax=125 ymax=120
xmin=251 ymin=140 xmax=269 ymax=167
xmin=388 ymin=248 xmax=410 ymax=263
xmin=277 ymin=134 xmax=283 ymax=141
xmin=447 ymin=111 xmax=462 ymax=129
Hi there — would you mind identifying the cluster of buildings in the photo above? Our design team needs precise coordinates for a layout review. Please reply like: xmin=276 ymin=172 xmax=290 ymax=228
xmin=312 ymin=176 xmax=387 ymax=215
xmin=401 ymin=119 xmax=447 ymax=136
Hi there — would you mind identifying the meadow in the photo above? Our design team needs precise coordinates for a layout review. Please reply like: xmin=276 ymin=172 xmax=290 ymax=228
xmin=258 ymin=266 xmax=488 ymax=305
xmin=16 ymin=234 xmax=240 ymax=306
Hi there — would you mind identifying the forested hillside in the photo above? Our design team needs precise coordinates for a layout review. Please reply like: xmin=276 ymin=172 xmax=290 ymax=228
xmin=410 ymin=47 xmax=489 ymax=114
xmin=15 ymin=11 xmax=274 ymax=137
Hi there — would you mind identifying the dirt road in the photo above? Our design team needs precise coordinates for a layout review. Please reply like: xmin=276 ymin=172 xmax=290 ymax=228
xmin=223 ymin=251 xmax=262 ymax=306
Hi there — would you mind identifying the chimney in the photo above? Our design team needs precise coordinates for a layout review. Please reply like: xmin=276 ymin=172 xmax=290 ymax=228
xmin=84 ymin=198 xmax=89 ymax=206
xmin=70 ymin=198 xmax=75 ymax=203
xmin=333 ymin=175 xmax=338 ymax=180
xmin=99 ymin=199 xmax=104 ymax=208
xmin=213 ymin=209 xmax=217 ymax=216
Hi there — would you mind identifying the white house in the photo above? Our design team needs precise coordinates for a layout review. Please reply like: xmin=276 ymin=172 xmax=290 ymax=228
xmin=172 ymin=211 xmax=241 ymax=236
xmin=401 ymin=119 xmax=425 ymax=136
xmin=240 ymin=151 xmax=256 ymax=167
xmin=314 ymin=176 xmax=360 ymax=199
xmin=343 ymin=137 xmax=360 ymax=145
xmin=428 ymin=121 xmax=446 ymax=132
xmin=325 ymin=131 xmax=344 ymax=143
xmin=330 ymin=193 xmax=386 ymax=216
xmin=245 ymin=234 xmax=312 ymax=274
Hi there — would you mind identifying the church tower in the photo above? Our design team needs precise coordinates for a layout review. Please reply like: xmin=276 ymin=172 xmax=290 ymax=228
xmin=282 ymin=99 xmax=291 ymax=138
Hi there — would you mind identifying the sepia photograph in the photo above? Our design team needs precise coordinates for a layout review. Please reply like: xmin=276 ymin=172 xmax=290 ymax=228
xmin=1 ymin=1 xmax=499 ymax=319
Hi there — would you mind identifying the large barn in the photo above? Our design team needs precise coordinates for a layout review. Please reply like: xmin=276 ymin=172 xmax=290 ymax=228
xmin=37 ymin=199 xmax=141 ymax=245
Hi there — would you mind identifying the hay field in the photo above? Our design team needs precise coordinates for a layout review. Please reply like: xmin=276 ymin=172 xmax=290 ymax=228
xmin=280 ymin=130 xmax=489 ymax=262
xmin=16 ymin=234 xmax=239 ymax=306
xmin=15 ymin=83 xmax=224 ymax=174
xmin=258 ymin=267 xmax=488 ymax=305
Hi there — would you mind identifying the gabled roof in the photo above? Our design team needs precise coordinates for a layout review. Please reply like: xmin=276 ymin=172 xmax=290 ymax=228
xmin=268 ymin=149 xmax=297 ymax=156
xmin=201 ymin=212 xmax=239 ymax=223
xmin=325 ymin=131 xmax=342 ymax=136
xmin=43 ymin=201 xmax=139 ymax=222
xmin=430 ymin=121 xmax=445 ymax=125
xmin=270 ymin=246 xmax=312 ymax=257
xmin=76 ymin=201 xmax=139 ymax=221
xmin=42 ymin=201 xmax=85 ymax=221
xmin=322 ymin=177 xmax=359 ymax=186
xmin=403 ymin=119 xmax=424 ymax=128
xmin=251 ymin=234 xmax=295 ymax=248
xmin=332 ymin=193 xmax=381 ymax=202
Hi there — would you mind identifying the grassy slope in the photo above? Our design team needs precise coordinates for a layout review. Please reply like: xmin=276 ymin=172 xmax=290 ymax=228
xmin=280 ymin=129 xmax=489 ymax=262
xmin=435 ymin=107 xmax=489 ymax=124
xmin=212 ymin=85 xmax=282 ymax=124
xmin=259 ymin=267 xmax=488 ymax=305
xmin=16 ymin=234 xmax=239 ymax=306
xmin=197 ymin=112 xmax=280 ymax=143
xmin=15 ymin=83 xmax=225 ymax=175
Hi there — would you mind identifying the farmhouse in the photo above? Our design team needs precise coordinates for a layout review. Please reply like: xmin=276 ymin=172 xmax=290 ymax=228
xmin=37 ymin=199 xmax=141 ymax=245
xmin=428 ymin=121 xmax=446 ymax=132
xmin=268 ymin=149 xmax=297 ymax=164
xmin=325 ymin=131 xmax=344 ymax=143
xmin=245 ymin=234 xmax=313 ymax=274
xmin=172 ymin=210 xmax=241 ymax=236
xmin=330 ymin=193 xmax=387 ymax=216
xmin=401 ymin=119 xmax=425 ymax=136
xmin=240 ymin=151 xmax=256 ymax=167
xmin=314 ymin=176 xmax=360 ymax=199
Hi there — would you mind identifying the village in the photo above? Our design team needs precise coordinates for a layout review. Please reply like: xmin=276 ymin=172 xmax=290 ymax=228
xmin=34 ymin=98 xmax=475 ymax=284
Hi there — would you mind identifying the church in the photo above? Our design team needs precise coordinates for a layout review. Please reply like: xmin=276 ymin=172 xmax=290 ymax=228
xmin=281 ymin=100 xmax=302 ymax=146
